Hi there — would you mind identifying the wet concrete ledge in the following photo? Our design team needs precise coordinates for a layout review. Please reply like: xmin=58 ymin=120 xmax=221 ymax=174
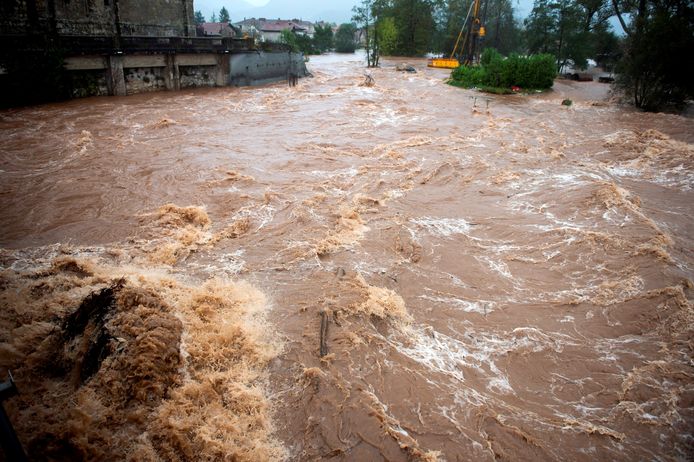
xmin=61 ymin=50 xmax=308 ymax=96
xmin=0 ymin=35 xmax=304 ymax=98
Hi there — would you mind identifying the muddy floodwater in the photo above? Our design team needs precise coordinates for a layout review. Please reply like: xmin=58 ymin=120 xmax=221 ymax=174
xmin=0 ymin=53 xmax=693 ymax=461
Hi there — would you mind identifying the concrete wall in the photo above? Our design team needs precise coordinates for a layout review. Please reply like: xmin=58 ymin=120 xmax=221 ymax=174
xmin=63 ymin=50 xmax=307 ymax=95
xmin=124 ymin=67 xmax=167 ymax=94
xmin=63 ymin=52 xmax=230 ymax=96
xmin=118 ymin=0 xmax=194 ymax=37
xmin=229 ymin=51 xmax=307 ymax=87
xmin=0 ymin=0 xmax=194 ymax=37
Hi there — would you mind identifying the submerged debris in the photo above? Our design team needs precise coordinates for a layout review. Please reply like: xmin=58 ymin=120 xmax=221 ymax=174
xmin=360 ymin=74 xmax=375 ymax=87
xmin=396 ymin=63 xmax=417 ymax=73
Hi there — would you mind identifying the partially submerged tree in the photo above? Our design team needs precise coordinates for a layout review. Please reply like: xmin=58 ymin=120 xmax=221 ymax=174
xmin=352 ymin=0 xmax=379 ymax=66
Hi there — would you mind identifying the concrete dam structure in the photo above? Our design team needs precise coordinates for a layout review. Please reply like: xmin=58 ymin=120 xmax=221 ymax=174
xmin=58 ymin=43 xmax=308 ymax=97
xmin=0 ymin=0 xmax=307 ymax=104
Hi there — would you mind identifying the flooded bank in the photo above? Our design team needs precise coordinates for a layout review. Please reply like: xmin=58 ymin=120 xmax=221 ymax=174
xmin=0 ymin=53 xmax=692 ymax=461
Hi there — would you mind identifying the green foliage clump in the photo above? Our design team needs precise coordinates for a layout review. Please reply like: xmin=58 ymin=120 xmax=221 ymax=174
xmin=450 ymin=65 xmax=487 ymax=87
xmin=280 ymin=30 xmax=318 ymax=55
xmin=335 ymin=23 xmax=358 ymax=53
xmin=449 ymin=48 xmax=556 ymax=92
xmin=313 ymin=24 xmax=334 ymax=53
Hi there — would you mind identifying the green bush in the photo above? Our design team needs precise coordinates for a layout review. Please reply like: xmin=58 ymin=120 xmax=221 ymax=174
xmin=449 ymin=48 xmax=557 ymax=91
xmin=451 ymin=65 xmax=486 ymax=87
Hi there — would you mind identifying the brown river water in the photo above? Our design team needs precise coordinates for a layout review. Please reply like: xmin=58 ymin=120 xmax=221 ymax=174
xmin=0 ymin=53 xmax=693 ymax=461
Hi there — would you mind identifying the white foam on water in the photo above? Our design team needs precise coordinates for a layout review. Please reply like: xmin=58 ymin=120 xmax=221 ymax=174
xmin=487 ymin=362 xmax=514 ymax=394
xmin=419 ymin=294 xmax=494 ymax=314
xmin=410 ymin=217 xmax=472 ymax=237
xmin=371 ymin=107 xmax=405 ymax=127
xmin=217 ymin=249 xmax=246 ymax=274
xmin=383 ymin=189 xmax=405 ymax=200
xmin=308 ymin=167 xmax=359 ymax=179
xmin=394 ymin=325 xmax=573 ymax=391
xmin=605 ymin=165 xmax=641 ymax=178
xmin=476 ymin=255 xmax=513 ymax=279
xmin=231 ymin=204 xmax=276 ymax=231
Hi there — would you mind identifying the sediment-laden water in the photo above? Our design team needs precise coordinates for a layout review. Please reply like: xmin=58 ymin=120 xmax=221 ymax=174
xmin=0 ymin=53 xmax=692 ymax=461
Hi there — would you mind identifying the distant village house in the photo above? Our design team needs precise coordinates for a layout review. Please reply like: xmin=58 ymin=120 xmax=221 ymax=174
xmin=233 ymin=18 xmax=316 ymax=43
xmin=196 ymin=21 xmax=240 ymax=37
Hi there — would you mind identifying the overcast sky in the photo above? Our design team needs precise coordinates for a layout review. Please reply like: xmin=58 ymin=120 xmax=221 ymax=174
xmin=193 ymin=0 xmax=537 ymax=24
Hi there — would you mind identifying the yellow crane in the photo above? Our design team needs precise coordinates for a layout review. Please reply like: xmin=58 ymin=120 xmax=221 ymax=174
xmin=428 ymin=0 xmax=486 ymax=69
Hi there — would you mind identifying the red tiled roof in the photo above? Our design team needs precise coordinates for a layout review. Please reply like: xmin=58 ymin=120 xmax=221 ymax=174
xmin=199 ymin=22 xmax=228 ymax=36
xmin=258 ymin=20 xmax=307 ymax=32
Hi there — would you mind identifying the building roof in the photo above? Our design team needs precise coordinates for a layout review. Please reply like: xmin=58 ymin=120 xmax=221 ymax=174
xmin=198 ymin=22 xmax=229 ymax=36
xmin=259 ymin=20 xmax=307 ymax=32
xmin=233 ymin=18 xmax=309 ymax=33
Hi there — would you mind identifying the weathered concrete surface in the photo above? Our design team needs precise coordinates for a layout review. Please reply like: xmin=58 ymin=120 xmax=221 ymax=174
xmin=176 ymin=54 xmax=218 ymax=67
xmin=123 ymin=55 xmax=167 ymax=69
xmin=0 ymin=0 xmax=194 ymax=37
xmin=64 ymin=56 xmax=108 ymax=71
xmin=124 ymin=67 xmax=167 ymax=94
xmin=229 ymin=51 xmax=307 ymax=87
xmin=107 ymin=55 xmax=126 ymax=96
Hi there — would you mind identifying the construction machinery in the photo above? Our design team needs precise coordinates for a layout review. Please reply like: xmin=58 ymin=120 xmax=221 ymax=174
xmin=428 ymin=0 xmax=486 ymax=69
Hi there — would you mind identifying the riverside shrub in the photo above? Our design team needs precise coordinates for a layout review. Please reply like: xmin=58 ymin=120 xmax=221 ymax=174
xmin=450 ymin=48 xmax=556 ymax=91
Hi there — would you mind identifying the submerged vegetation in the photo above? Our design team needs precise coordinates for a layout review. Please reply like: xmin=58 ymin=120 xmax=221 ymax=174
xmin=449 ymin=48 xmax=556 ymax=93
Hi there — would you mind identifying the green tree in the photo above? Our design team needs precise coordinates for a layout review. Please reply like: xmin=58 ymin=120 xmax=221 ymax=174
xmin=482 ymin=0 xmax=523 ymax=55
xmin=525 ymin=0 xmax=592 ymax=71
xmin=335 ymin=23 xmax=358 ymax=53
xmin=280 ymin=29 xmax=300 ymax=52
xmin=210 ymin=11 xmax=217 ymax=22
xmin=194 ymin=10 xmax=205 ymax=25
xmin=377 ymin=16 xmax=398 ymax=55
xmin=524 ymin=0 xmax=622 ymax=71
xmin=352 ymin=0 xmax=391 ymax=66
xmin=392 ymin=0 xmax=435 ymax=55
xmin=219 ymin=7 xmax=230 ymax=23
xmin=613 ymin=0 xmax=694 ymax=110
xmin=591 ymin=22 xmax=620 ymax=71
xmin=280 ymin=30 xmax=317 ymax=54
xmin=313 ymin=23 xmax=335 ymax=53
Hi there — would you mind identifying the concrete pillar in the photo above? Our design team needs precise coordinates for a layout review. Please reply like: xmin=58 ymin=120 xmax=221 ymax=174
xmin=164 ymin=54 xmax=180 ymax=91
xmin=107 ymin=55 xmax=126 ymax=96
xmin=215 ymin=54 xmax=230 ymax=87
